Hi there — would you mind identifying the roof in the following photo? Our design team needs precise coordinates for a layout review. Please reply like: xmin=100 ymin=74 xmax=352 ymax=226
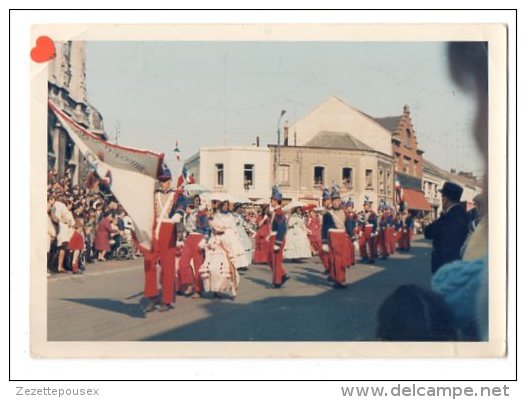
xmin=304 ymin=131 xmax=374 ymax=151
xmin=423 ymin=159 xmax=450 ymax=178
xmin=373 ymin=116 xmax=402 ymax=133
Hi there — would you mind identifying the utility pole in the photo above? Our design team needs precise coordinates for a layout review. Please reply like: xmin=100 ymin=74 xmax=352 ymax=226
xmin=274 ymin=110 xmax=287 ymax=185
xmin=114 ymin=119 xmax=120 ymax=144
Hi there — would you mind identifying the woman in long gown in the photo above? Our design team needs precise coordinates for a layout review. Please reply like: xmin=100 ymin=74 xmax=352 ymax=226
xmin=252 ymin=205 xmax=271 ymax=264
xmin=283 ymin=207 xmax=312 ymax=260
xmin=200 ymin=219 xmax=239 ymax=299
xmin=232 ymin=203 xmax=254 ymax=270
xmin=212 ymin=200 xmax=250 ymax=270
xmin=306 ymin=209 xmax=323 ymax=256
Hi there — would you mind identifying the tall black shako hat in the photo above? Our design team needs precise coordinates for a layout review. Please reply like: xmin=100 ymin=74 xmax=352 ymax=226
xmin=439 ymin=181 xmax=463 ymax=202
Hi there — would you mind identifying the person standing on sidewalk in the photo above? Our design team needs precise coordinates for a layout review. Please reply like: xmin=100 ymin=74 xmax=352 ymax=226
xmin=424 ymin=181 xmax=470 ymax=274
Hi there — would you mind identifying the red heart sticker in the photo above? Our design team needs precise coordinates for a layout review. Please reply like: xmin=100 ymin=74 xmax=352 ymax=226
xmin=30 ymin=36 xmax=56 ymax=63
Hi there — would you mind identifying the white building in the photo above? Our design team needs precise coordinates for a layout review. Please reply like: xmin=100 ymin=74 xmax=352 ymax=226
xmin=423 ymin=160 xmax=484 ymax=219
xmin=185 ymin=146 xmax=272 ymax=200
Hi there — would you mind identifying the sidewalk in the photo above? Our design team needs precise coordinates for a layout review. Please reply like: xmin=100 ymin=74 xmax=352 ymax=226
xmin=48 ymin=255 xmax=144 ymax=282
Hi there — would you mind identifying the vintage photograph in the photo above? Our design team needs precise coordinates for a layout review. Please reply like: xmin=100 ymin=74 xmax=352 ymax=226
xmin=32 ymin=24 xmax=506 ymax=355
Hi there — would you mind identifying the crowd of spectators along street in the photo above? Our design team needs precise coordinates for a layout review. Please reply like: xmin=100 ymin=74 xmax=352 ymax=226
xmin=47 ymin=168 xmax=138 ymax=275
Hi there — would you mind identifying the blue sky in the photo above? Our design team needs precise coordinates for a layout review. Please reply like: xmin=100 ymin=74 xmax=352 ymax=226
xmin=86 ymin=41 xmax=485 ymax=175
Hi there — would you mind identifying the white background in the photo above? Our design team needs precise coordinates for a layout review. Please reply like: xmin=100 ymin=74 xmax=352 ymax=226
xmin=6 ymin=4 xmax=519 ymax=398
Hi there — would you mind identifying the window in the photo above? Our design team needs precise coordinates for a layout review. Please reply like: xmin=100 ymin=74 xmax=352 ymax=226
xmin=386 ymin=171 xmax=392 ymax=194
xmin=378 ymin=169 xmax=385 ymax=194
xmin=244 ymin=164 xmax=254 ymax=189
xmin=403 ymin=156 xmax=411 ymax=174
xmin=405 ymin=128 xmax=411 ymax=147
xmin=277 ymin=164 xmax=290 ymax=184
xmin=215 ymin=163 xmax=224 ymax=186
xmin=414 ymin=159 xmax=419 ymax=175
xmin=365 ymin=169 xmax=373 ymax=189
xmin=314 ymin=166 xmax=325 ymax=186
xmin=342 ymin=167 xmax=353 ymax=187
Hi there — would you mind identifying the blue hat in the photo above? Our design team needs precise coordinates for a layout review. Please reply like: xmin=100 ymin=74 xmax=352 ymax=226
xmin=158 ymin=162 xmax=172 ymax=181
xmin=347 ymin=198 xmax=354 ymax=207
xmin=271 ymin=185 xmax=283 ymax=201
xmin=321 ymin=187 xmax=331 ymax=200
xmin=439 ymin=181 xmax=463 ymax=202
xmin=331 ymin=184 xmax=341 ymax=200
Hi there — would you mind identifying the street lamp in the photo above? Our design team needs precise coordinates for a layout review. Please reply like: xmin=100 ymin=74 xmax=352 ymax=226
xmin=274 ymin=109 xmax=287 ymax=185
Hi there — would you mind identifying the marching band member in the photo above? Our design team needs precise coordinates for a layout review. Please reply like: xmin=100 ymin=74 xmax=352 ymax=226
xmin=142 ymin=164 xmax=186 ymax=313
xmin=358 ymin=196 xmax=378 ymax=264
xmin=318 ymin=187 xmax=332 ymax=274
xmin=399 ymin=210 xmax=414 ymax=252
xmin=179 ymin=194 xmax=210 ymax=297
xmin=321 ymin=185 xmax=352 ymax=289
xmin=344 ymin=198 xmax=358 ymax=267
xmin=377 ymin=200 xmax=394 ymax=259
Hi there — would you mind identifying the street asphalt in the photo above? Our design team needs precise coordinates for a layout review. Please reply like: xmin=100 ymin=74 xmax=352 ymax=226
xmin=47 ymin=235 xmax=433 ymax=341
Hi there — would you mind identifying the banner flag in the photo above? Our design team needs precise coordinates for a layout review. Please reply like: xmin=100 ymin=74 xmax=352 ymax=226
xmin=49 ymin=101 xmax=163 ymax=251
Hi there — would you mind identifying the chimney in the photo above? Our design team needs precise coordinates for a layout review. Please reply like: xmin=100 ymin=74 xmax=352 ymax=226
xmin=450 ymin=168 xmax=456 ymax=174
xmin=256 ymin=136 xmax=260 ymax=147
xmin=284 ymin=121 xmax=289 ymax=146
xmin=294 ymin=130 xmax=297 ymax=146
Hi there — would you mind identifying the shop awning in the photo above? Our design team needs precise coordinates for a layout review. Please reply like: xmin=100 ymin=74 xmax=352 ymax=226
xmin=403 ymin=188 xmax=432 ymax=211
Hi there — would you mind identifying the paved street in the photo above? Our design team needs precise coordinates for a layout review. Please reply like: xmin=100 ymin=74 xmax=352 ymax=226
xmin=48 ymin=235 xmax=433 ymax=341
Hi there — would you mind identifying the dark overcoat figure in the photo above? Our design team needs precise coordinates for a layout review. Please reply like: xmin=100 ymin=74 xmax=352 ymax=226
xmin=424 ymin=203 xmax=470 ymax=274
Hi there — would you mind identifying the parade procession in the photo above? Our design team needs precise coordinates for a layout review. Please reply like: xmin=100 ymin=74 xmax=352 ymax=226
xmin=45 ymin=40 xmax=490 ymax=343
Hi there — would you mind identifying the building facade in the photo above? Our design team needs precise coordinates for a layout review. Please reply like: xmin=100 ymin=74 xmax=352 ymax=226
xmin=269 ymin=131 xmax=393 ymax=206
xmin=422 ymin=160 xmax=448 ymax=219
xmin=375 ymin=105 xmax=431 ymax=214
xmin=47 ymin=41 xmax=106 ymax=185
xmin=184 ymin=146 xmax=272 ymax=200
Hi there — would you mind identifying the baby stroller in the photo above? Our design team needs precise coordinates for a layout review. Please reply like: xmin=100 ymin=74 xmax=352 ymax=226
xmin=115 ymin=239 xmax=135 ymax=260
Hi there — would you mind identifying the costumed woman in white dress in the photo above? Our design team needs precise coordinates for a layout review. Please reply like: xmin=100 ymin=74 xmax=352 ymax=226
xmin=212 ymin=200 xmax=250 ymax=270
xmin=232 ymin=203 xmax=254 ymax=270
xmin=200 ymin=219 xmax=240 ymax=299
xmin=283 ymin=206 xmax=313 ymax=260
